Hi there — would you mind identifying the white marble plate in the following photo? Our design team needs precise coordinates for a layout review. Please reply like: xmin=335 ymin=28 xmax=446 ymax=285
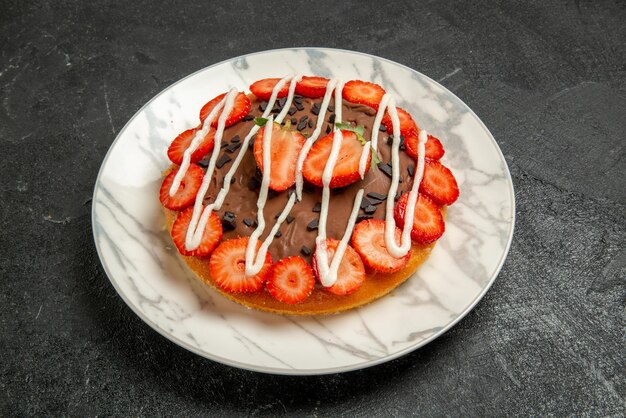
xmin=92 ymin=48 xmax=515 ymax=375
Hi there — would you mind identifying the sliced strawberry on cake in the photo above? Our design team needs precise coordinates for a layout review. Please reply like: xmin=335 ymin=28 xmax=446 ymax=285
xmin=351 ymin=219 xmax=411 ymax=273
xmin=209 ymin=237 xmax=273 ymax=293
xmin=266 ymin=256 xmax=315 ymax=304
xmin=254 ymin=122 xmax=306 ymax=191
xmin=167 ymin=128 xmax=215 ymax=165
xmin=302 ymin=130 xmax=370 ymax=188
xmin=312 ymin=239 xmax=366 ymax=295
xmin=295 ymin=76 xmax=330 ymax=99
xmin=342 ymin=80 xmax=386 ymax=109
xmin=159 ymin=163 xmax=204 ymax=210
xmin=199 ymin=92 xmax=251 ymax=127
xmin=404 ymin=133 xmax=445 ymax=161
xmin=420 ymin=160 xmax=459 ymax=205
xmin=394 ymin=193 xmax=445 ymax=244
xmin=381 ymin=107 xmax=418 ymax=137
xmin=171 ymin=207 xmax=223 ymax=257
xmin=249 ymin=78 xmax=289 ymax=101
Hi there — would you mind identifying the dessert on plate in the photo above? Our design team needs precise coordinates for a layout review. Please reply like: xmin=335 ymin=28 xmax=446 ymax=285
xmin=159 ymin=75 xmax=459 ymax=315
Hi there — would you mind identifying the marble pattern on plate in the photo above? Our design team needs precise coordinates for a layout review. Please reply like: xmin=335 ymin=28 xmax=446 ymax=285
xmin=92 ymin=48 xmax=514 ymax=374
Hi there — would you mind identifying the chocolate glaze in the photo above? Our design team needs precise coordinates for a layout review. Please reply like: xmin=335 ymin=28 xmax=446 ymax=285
xmin=202 ymin=96 xmax=416 ymax=262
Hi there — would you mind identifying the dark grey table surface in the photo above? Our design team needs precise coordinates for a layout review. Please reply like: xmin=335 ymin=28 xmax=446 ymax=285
xmin=1 ymin=0 xmax=624 ymax=416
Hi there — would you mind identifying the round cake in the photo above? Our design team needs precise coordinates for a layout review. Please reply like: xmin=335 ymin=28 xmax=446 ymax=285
xmin=159 ymin=75 xmax=459 ymax=315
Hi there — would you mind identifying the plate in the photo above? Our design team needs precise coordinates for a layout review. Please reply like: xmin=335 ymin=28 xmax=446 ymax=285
xmin=92 ymin=48 xmax=515 ymax=375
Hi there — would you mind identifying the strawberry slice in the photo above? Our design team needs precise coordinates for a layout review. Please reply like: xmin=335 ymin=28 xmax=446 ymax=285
xmin=351 ymin=219 xmax=411 ymax=273
xmin=167 ymin=128 xmax=215 ymax=165
xmin=404 ymin=133 xmax=445 ymax=161
xmin=295 ymin=76 xmax=330 ymax=98
xmin=302 ymin=130 xmax=369 ymax=188
xmin=209 ymin=237 xmax=273 ymax=293
xmin=342 ymin=80 xmax=385 ymax=109
xmin=381 ymin=107 xmax=418 ymax=137
xmin=266 ymin=256 xmax=315 ymax=304
xmin=394 ymin=193 xmax=445 ymax=244
xmin=171 ymin=207 xmax=222 ymax=257
xmin=199 ymin=92 xmax=251 ymax=127
xmin=159 ymin=164 xmax=204 ymax=210
xmin=312 ymin=239 xmax=366 ymax=295
xmin=254 ymin=123 xmax=306 ymax=191
xmin=420 ymin=160 xmax=459 ymax=205
xmin=249 ymin=78 xmax=289 ymax=101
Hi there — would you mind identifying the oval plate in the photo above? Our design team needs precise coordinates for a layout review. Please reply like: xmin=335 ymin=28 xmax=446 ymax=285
xmin=92 ymin=47 xmax=515 ymax=375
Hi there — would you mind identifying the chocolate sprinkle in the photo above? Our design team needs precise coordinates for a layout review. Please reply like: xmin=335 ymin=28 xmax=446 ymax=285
xmin=216 ymin=154 xmax=232 ymax=169
xmin=408 ymin=164 xmax=415 ymax=177
xmin=308 ymin=119 xmax=314 ymax=128
xmin=226 ymin=142 xmax=241 ymax=153
xmin=377 ymin=162 xmax=393 ymax=178
xmin=294 ymin=101 xmax=304 ymax=111
xmin=325 ymin=125 xmax=331 ymax=134
xmin=327 ymin=105 xmax=335 ymax=112
xmin=357 ymin=214 xmax=373 ymax=223
xmin=197 ymin=158 xmax=210 ymax=168
xmin=379 ymin=125 xmax=387 ymax=132
xmin=248 ymin=137 xmax=255 ymax=150
xmin=286 ymin=215 xmax=295 ymax=224
xmin=243 ymin=218 xmax=253 ymax=227
xmin=328 ymin=114 xmax=336 ymax=124
xmin=311 ymin=105 xmax=320 ymax=115
xmin=367 ymin=192 xmax=387 ymax=201
xmin=312 ymin=202 xmax=322 ymax=212
xmin=220 ymin=142 xmax=229 ymax=149
xmin=291 ymin=117 xmax=298 ymax=125
xmin=288 ymin=106 xmax=297 ymax=116
xmin=243 ymin=114 xmax=254 ymax=121
xmin=294 ymin=95 xmax=303 ymax=104
xmin=301 ymin=246 xmax=312 ymax=256
xmin=278 ymin=97 xmax=287 ymax=107
xmin=360 ymin=196 xmax=372 ymax=209
xmin=231 ymin=135 xmax=241 ymax=143
xmin=299 ymin=115 xmax=308 ymax=123
xmin=307 ymin=219 xmax=319 ymax=231
xmin=259 ymin=102 xmax=268 ymax=111
xmin=364 ymin=205 xmax=377 ymax=214
xmin=275 ymin=231 xmax=282 ymax=238
xmin=221 ymin=212 xmax=236 ymax=231
xmin=297 ymin=120 xmax=307 ymax=131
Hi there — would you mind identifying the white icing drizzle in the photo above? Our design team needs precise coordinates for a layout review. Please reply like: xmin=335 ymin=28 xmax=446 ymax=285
xmin=295 ymin=78 xmax=338 ymax=200
xmin=183 ymin=77 xmax=293 ymax=251
xmin=358 ymin=94 xmax=391 ymax=178
xmin=313 ymin=81 xmax=366 ymax=287
xmin=383 ymin=103 xmax=428 ymax=258
xmin=244 ymin=76 xmax=303 ymax=275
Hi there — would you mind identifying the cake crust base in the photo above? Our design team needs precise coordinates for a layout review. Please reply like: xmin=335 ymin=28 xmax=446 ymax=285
xmin=164 ymin=208 xmax=440 ymax=316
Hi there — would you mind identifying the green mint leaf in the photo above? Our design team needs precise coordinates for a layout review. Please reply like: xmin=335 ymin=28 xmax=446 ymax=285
xmin=335 ymin=122 xmax=367 ymax=145
xmin=335 ymin=122 xmax=352 ymax=131
xmin=371 ymin=145 xmax=381 ymax=165
xmin=254 ymin=117 xmax=268 ymax=126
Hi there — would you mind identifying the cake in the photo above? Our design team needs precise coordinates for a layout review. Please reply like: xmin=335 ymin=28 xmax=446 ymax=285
xmin=159 ymin=75 xmax=459 ymax=315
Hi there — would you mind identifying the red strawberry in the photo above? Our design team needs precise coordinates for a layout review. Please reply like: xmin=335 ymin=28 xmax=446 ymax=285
xmin=209 ymin=237 xmax=273 ymax=293
xmin=295 ymin=76 xmax=329 ymax=98
xmin=159 ymin=164 xmax=204 ymax=210
xmin=171 ymin=207 xmax=222 ymax=257
xmin=266 ymin=256 xmax=315 ymax=304
xmin=302 ymin=130 xmax=369 ymax=188
xmin=404 ymin=133 xmax=445 ymax=161
xmin=342 ymin=80 xmax=386 ymax=109
xmin=254 ymin=122 xmax=306 ymax=191
xmin=199 ymin=92 xmax=251 ymax=127
xmin=420 ymin=160 xmax=459 ymax=205
xmin=249 ymin=78 xmax=289 ymax=101
xmin=394 ymin=193 xmax=445 ymax=244
xmin=312 ymin=239 xmax=365 ymax=295
xmin=167 ymin=128 xmax=215 ymax=165
xmin=381 ymin=107 xmax=418 ymax=137
xmin=351 ymin=219 xmax=411 ymax=273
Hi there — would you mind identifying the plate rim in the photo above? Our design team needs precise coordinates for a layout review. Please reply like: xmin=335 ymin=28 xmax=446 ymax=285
xmin=92 ymin=46 xmax=516 ymax=375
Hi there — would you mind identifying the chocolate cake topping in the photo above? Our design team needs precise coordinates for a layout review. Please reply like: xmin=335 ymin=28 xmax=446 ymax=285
xmin=216 ymin=154 xmax=232 ymax=168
